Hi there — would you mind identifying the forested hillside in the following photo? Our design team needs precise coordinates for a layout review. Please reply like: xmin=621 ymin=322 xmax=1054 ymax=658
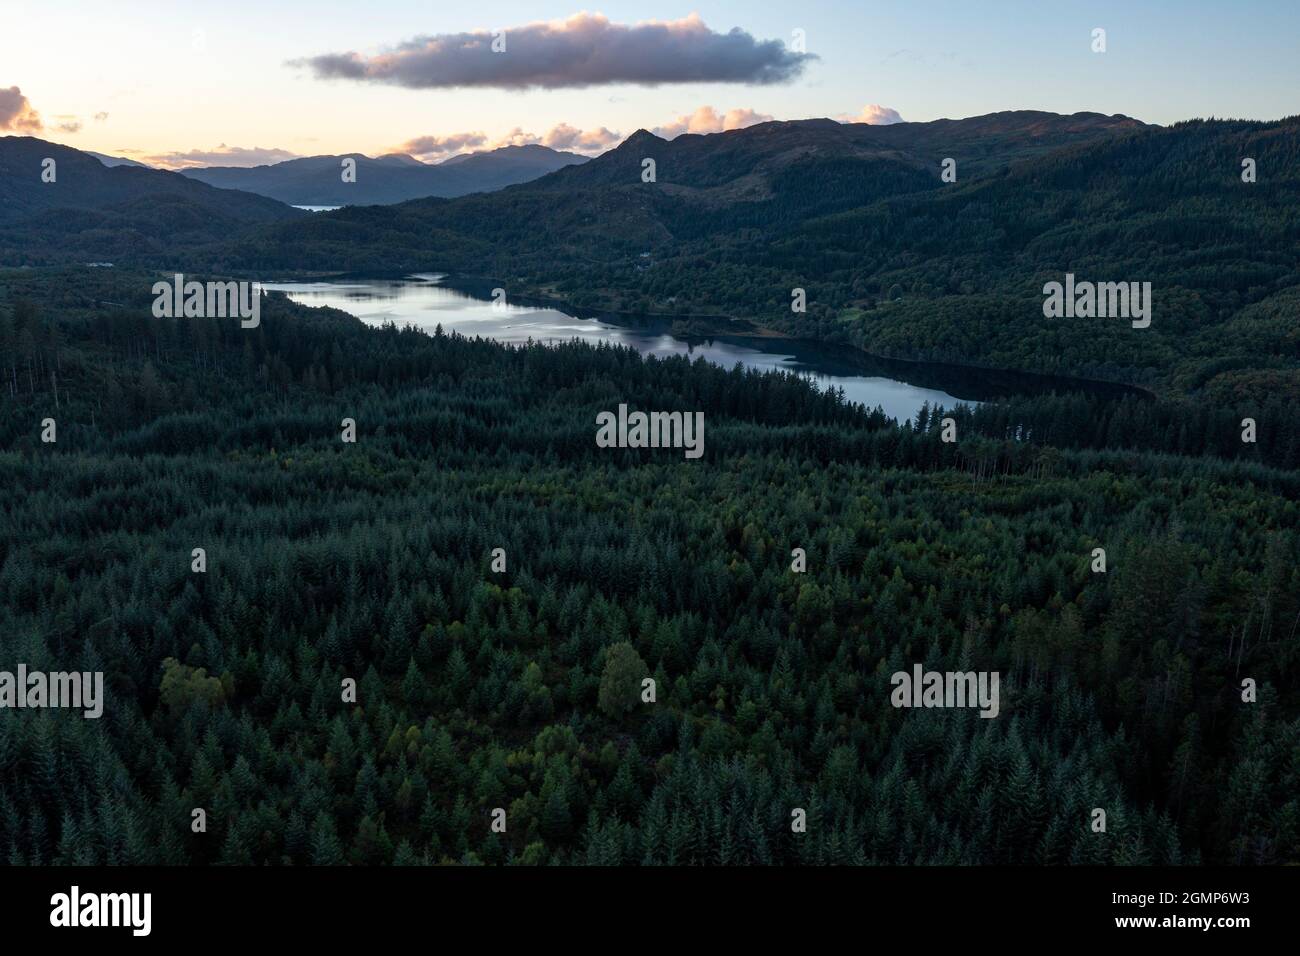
xmin=222 ymin=114 xmax=1300 ymax=401
xmin=0 ymin=136 xmax=305 ymax=265
xmin=8 ymin=114 xmax=1295 ymax=406
xmin=1 ymin=269 xmax=1296 ymax=865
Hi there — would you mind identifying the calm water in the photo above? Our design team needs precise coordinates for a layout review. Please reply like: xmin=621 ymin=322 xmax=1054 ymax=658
xmin=260 ymin=274 xmax=1137 ymax=422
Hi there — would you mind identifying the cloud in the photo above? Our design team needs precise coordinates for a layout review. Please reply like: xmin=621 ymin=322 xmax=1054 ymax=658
xmin=0 ymin=85 xmax=42 ymax=132
xmin=53 ymin=114 xmax=83 ymax=134
xmin=653 ymin=105 xmax=773 ymax=139
xmin=399 ymin=123 xmax=621 ymax=160
xmin=489 ymin=124 xmax=622 ymax=154
xmin=93 ymin=111 xmax=109 ymax=122
xmin=838 ymin=104 xmax=904 ymax=125
xmin=397 ymin=132 xmax=489 ymax=161
xmin=540 ymin=123 xmax=621 ymax=152
xmin=145 ymin=144 xmax=301 ymax=170
xmin=290 ymin=12 xmax=813 ymax=90
xmin=487 ymin=127 xmax=539 ymax=149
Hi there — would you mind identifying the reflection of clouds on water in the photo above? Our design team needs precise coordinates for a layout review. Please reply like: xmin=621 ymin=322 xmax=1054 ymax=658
xmin=261 ymin=276 xmax=972 ymax=423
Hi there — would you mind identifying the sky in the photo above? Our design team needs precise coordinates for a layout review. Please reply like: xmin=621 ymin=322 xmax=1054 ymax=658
xmin=2 ymin=0 xmax=1298 ymax=168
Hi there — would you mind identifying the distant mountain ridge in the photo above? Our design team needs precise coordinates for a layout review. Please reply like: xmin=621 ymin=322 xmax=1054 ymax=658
xmin=535 ymin=111 xmax=1148 ymax=195
xmin=179 ymin=144 xmax=589 ymax=205
xmin=248 ymin=110 xmax=1152 ymax=274
xmin=85 ymin=151 xmax=151 ymax=169
xmin=0 ymin=135 xmax=305 ymax=264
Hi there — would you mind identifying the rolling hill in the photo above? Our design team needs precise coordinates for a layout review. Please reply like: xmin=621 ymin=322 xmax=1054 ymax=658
xmin=0 ymin=136 xmax=306 ymax=264
xmin=178 ymin=144 xmax=589 ymax=205
xmin=240 ymin=110 xmax=1151 ymax=272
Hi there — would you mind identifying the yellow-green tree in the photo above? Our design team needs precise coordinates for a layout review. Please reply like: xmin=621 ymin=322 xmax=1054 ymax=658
xmin=597 ymin=642 xmax=647 ymax=718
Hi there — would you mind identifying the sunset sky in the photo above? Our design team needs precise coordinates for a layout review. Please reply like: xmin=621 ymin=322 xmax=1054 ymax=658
xmin=3 ymin=0 xmax=1298 ymax=168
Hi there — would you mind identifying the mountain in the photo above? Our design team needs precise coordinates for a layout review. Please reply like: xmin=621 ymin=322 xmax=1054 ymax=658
xmin=537 ymin=110 xmax=1146 ymax=193
xmin=0 ymin=136 xmax=305 ymax=264
xmin=238 ymin=110 xmax=1150 ymax=278
xmin=373 ymin=153 xmax=424 ymax=167
xmin=232 ymin=109 xmax=1300 ymax=400
xmin=85 ymin=150 xmax=151 ymax=168
xmin=178 ymin=144 xmax=589 ymax=205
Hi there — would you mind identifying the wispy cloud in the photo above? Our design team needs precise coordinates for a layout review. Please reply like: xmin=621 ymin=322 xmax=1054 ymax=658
xmin=146 ymin=144 xmax=301 ymax=170
xmin=0 ymin=85 xmax=42 ymax=132
xmin=291 ymin=12 xmax=813 ymax=90
xmin=654 ymin=105 xmax=773 ymax=138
